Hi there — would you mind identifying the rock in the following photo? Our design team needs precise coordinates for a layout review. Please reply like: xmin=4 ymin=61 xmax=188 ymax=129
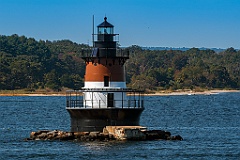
xmin=58 ymin=132 xmax=75 ymax=140
xmin=74 ymin=132 xmax=89 ymax=138
xmin=89 ymin=132 xmax=100 ymax=138
xmin=144 ymin=130 xmax=171 ymax=140
xmin=104 ymin=126 xmax=147 ymax=140
xmin=30 ymin=132 xmax=36 ymax=139
xmin=168 ymin=135 xmax=183 ymax=141
xmin=38 ymin=133 xmax=48 ymax=139
xmin=28 ymin=130 xmax=74 ymax=140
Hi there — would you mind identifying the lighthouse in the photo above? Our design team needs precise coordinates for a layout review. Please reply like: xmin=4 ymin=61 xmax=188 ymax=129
xmin=29 ymin=17 xmax=182 ymax=141
xmin=66 ymin=17 xmax=144 ymax=132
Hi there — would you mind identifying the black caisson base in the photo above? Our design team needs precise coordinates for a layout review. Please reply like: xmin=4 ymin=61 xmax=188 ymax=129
xmin=67 ymin=108 xmax=144 ymax=132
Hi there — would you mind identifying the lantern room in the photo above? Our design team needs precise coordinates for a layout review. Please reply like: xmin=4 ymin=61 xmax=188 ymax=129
xmin=97 ymin=17 xmax=114 ymax=34
xmin=96 ymin=17 xmax=116 ymax=43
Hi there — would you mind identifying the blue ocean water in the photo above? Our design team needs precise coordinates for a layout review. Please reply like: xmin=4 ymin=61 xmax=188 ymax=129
xmin=0 ymin=92 xmax=239 ymax=159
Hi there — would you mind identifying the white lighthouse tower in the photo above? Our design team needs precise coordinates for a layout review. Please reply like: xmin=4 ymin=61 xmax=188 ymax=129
xmin=66 ymin=17 xmax=144 ymax=132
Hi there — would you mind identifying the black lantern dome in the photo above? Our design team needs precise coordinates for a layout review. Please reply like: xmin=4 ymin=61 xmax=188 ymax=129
xmin=97 ymin=17 xmax=114 ymax=34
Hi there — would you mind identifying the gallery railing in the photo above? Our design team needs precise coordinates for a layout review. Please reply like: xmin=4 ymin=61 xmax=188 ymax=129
xmin=66 ymin=88 xmax=144 ymax=109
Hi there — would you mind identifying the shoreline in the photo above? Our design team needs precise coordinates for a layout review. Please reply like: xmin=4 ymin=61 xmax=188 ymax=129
xmin=0 ymin=93 xmax=66 ymax=96
xmin=145 ymin=89 xmax=240 ymax=96
xmin=0 ymin=89 xmax=239 ymax=97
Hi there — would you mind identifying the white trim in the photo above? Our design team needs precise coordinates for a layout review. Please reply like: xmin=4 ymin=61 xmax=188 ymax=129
xmin=84 ymin=81 xmax=126 ymax=88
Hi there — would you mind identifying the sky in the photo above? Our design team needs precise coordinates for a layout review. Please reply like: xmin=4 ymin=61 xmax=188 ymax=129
xmin=1 ymin=0 xmax=240 ymax=49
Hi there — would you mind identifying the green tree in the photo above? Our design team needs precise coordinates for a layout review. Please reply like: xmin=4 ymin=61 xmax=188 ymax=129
xmin=44 ymin=70 xmax=61 ymax=91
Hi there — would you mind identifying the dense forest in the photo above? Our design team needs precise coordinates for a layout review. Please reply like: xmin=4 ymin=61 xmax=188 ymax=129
xmin=0 ymin=34 xmax=239 ymax=92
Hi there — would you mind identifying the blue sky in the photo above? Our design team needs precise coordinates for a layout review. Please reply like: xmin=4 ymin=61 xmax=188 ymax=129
xmin=1 ymin=0 xmax=240 ymax=48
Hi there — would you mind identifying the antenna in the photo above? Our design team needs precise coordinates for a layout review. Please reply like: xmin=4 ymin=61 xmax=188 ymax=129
xmin=92 ymin=15 xmax=95 ymax=47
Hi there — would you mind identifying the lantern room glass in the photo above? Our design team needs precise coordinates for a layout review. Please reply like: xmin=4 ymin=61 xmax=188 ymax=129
xmin=98 ymin=27 xmax=113 ymax=34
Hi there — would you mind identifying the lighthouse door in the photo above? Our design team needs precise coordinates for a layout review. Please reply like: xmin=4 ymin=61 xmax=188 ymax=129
xmin=104 ymin=76 xmax=109 ymax=87
xmin=107 ymin=93 xmax=114 ymax=107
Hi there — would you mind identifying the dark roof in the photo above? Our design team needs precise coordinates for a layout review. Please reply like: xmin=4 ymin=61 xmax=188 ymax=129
xmin=97 ymin=17 xmax=114 ymax=28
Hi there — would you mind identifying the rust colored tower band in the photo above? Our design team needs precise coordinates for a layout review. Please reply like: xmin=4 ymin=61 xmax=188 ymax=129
xmin=66 ymin=17 xmax=144 ymax=132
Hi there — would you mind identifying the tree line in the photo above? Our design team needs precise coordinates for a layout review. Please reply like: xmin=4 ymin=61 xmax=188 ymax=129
xmin=0 ymin=34 xmax=88 ymax=91
xmin=125 ymin=45 xmax=240 ymax=91
xmin=0 ymin=34 xmax=239 ymax=91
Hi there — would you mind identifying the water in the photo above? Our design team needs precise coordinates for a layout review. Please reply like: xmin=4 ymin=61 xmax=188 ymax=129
xmin=0 ymin=92 xmax=239 ymax=159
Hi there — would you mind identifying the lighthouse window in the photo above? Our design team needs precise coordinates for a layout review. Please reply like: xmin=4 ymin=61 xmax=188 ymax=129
xmin=104 ymin=76 xmax=109 ymax=87
xmin=98 ymin=27 xmax=113 ymax=34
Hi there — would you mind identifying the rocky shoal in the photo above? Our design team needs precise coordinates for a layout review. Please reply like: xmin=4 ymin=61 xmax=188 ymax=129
xmin=26 ymin=127 xmax=183 ymax=141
